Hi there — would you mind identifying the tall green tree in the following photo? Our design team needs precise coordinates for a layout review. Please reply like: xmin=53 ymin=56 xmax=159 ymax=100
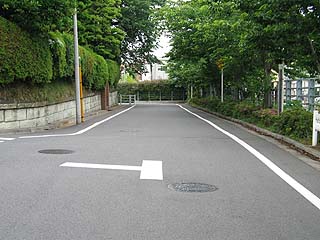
xmin=77 ymin=0 xmax=125 ymax=61
xmin=0 ymin=0 xmax=75 ymax=33
xmin=120 ymin=0 xmax=166 ymax=73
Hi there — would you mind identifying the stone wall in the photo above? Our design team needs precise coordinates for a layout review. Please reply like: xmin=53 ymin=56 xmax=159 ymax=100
xmin=109 ymin=91 xmax=118 ymax=107
xmin=0 ymin=94 xmax=101 ymax=131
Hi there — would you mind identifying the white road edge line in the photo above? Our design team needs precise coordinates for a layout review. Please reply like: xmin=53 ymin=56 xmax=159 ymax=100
xmin=0 ymin=137 xmax=15 ymax=141
xmin=19 ymin=105 xmax=136 ymax=139
xmin=178 ymin=104 xmax=320 ymax=211
xmin=0 ymin=141 xmax=4 ymax=143
xmin=60 ymin=160 xmax=163 ymax=181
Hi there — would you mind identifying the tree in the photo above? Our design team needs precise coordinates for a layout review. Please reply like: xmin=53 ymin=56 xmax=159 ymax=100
xmin=77 ymin=0 xmax=125 ymax=61
xmin=163 ymin=0 xmax=320 ymax=103
xmin=119 ymin=0 xmax=166 ymax=74
xmin=0 ymin=0 xmax=75 ymax=33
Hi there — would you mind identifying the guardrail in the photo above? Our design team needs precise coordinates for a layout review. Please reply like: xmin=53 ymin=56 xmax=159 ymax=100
xmin=119 ymin=95 xmax=136 ymax=105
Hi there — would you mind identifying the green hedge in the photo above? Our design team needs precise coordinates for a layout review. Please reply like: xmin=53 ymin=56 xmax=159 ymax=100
xmin=189 ymin=97 xmax=313 ymax=143
xmin=1 ymin=17 xmax=120 ymax=90
xmin=0 ymin=16 xmax=53 ymax=84
xmin=50 ymin=32 xmax=120 ymax=90
xmin=117 ymin=81 xmax=186 ymax=101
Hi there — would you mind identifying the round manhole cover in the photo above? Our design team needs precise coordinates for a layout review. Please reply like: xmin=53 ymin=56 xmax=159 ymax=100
xmin=38 ymin=149 xmax=74 ymax=155
xmin=168 ymin=183 xmax=218 ymax=193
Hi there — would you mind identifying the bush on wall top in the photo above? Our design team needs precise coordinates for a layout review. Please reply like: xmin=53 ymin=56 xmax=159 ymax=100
xmin=0 ymin=16 xmax=53 ymax=85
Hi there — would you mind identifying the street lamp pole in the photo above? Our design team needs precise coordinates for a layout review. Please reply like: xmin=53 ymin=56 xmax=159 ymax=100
xmin=73 ymin=9 xmax=81 ymax=124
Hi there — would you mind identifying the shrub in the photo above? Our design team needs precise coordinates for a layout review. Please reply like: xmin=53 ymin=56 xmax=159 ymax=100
xmin=0 ymin=16 xmax=53 ymax=84
xmin=190 ymin=97 xmax=313 ymax=143
xmin=275 ymin=108 xmax=313 ymax=140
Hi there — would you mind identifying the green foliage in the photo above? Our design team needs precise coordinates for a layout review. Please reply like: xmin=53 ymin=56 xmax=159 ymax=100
xmin=80 ymin=46 xmax=109 ymax=90
xmin=0 ymin=0 xmax=75 ymax=33
xmin=189 ymin=97 xmax=313 ymax=143
xmin=120 ymin=0 xmax=165 ymax=73
xmin=0 ymin=81 xmax=76 ymax=104
xmin=49 ymin=32 xmax=73 ymax=80
xmin=106 ymin=59 xmax=121 ymax=87
xmin=275 ymin=108 xmax=313 ymax=140
xmin=162 ymin=0 xmax=320 ymax=104
xmin=117 ymin=80 xmax=186 ymax=100
xmin=0 ymin=16 xmax=53 ymax=84
xmin=78 ymin=0 xmax=125 ymax=61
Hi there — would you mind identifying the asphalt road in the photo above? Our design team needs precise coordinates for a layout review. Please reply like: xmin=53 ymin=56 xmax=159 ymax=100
xmin=1 ymin=104 xmax=320 ymax=240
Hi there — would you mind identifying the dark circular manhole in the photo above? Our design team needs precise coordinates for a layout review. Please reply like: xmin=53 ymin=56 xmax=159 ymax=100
xmin=168 ymin=183 xmax=218 ymax=193
xmin=38 ymin=149 xmax=74 ymax=155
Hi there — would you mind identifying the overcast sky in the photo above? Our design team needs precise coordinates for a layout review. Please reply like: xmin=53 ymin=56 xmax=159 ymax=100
xmin=153 ymin=34 xmax=171 ymax=59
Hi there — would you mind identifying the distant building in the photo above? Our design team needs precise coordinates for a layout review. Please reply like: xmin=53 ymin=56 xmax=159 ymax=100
xmin=141 ymin=59 xmax=169 ymax=81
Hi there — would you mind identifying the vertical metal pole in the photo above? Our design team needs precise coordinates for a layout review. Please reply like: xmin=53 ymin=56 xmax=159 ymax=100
xmin=191 ymin=85 xmax=193 ymax=99
xmin=309 ymin=79 xmax=315 ymax=111
xmin=312 ymin=110 xmax=318 ymax=146
xmin=74 ymin=9 xmax=81 ymax=124
xmin=278 ymin=64 xmax=284 ymax=114
xmin=79 ymin=66 xmax=84 ymax=122
xmin=221 ymin=69 xmax=224 ymax=103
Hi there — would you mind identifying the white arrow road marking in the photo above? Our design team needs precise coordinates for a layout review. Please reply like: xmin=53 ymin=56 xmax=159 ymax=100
xmin=60 ymin=160 xmax=163 ymax=180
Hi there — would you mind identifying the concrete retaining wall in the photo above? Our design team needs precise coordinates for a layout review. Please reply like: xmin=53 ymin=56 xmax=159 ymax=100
xmin=109 ymin=91 xmax=118 ymax=107
xmin=0 ymin=94 xmax=101 ymax=131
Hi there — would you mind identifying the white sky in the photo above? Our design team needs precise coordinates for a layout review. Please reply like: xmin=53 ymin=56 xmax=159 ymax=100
xmin=153 ymin=33 xmax=171 ymax=59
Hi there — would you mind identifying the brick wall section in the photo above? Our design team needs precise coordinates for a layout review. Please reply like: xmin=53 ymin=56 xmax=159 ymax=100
xmin=0 ymin=94 xmax=101 ymax=131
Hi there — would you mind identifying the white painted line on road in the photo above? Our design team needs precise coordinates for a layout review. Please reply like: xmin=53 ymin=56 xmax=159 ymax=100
xmin=60 ymin=160 xmax=163 ymax=181
xmin=178 ymin=104 xmax=320 ymax=211
xmin=60 ymin=162 xmax=142 ymax=171
xmin=19 ymin=105 xmax=135 ymax=139
xmin=0 ymin=141 xmax=4 ymax=143
xmin=140 ymin=160 xmax=163 ymax=180
xmin=0 ymin=137 xmax=15 ymax=141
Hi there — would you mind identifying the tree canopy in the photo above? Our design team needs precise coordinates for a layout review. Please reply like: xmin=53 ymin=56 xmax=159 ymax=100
xmin=162 ymin=0 xmax=320 ymax=105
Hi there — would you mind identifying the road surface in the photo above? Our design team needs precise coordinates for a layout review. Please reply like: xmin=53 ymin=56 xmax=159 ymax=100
xmin=1 ymin=104 xmax=320 ymax=239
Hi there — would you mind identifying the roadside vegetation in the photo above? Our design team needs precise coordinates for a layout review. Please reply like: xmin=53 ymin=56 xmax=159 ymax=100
xmin=189 ymin=98 xmax=313 ymax=144
xmin=159 ymin=0 xmax=319 ymax=144
xmin=0 ymin=0 xmax=164 ymax=103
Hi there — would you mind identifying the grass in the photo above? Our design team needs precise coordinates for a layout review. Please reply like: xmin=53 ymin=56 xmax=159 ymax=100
xmin=0 ymin=81 xmax=96 ymax=104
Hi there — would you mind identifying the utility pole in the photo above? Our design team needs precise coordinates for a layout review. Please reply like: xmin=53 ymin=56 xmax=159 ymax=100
xmin=74 ymin=9 xmax=81 ymax=124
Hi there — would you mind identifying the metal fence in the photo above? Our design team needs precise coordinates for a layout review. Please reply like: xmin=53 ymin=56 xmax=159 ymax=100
xmin=119 ymin=95 xmax=136 ymax=105
xmin=283 ymin=78 xmax=319 ymax=111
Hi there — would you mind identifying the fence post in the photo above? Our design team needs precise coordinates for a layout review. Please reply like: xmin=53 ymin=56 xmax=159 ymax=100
xmin=137 ymin=91 xmax=140 ymax=101
xmin=160 ymin=91 xmax=162 ymax=101
xmin=285 ymin=79 xmax=291 ymax=102
xmin=148 ymin=92 xmax=151 ymax=101
xmin=309 ymin=79 xmax=315 ymax=111
xmin=171 ymin=91 xmax=173 ymax=101
xmin=120 ymin=94 xmax=122 ymax=105
xmin=297 ymin=79 xmax=303 ymax=101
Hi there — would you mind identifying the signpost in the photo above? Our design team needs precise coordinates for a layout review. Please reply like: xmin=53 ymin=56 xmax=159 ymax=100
xmin=216 ymin=59 xmax=224 ymax=103
xmin=312 ymin=110 xmax=320 ymax=146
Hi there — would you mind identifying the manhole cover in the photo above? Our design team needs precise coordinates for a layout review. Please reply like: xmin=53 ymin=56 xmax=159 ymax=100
xmin=38 ymin=149 xmax=74 ymax=155
xmin=168 ymin=183 xmax=218 ymax=193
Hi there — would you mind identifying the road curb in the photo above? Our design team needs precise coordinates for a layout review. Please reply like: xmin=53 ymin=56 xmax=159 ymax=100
xmin=188 ymin=104 xmax=320 ymax=161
